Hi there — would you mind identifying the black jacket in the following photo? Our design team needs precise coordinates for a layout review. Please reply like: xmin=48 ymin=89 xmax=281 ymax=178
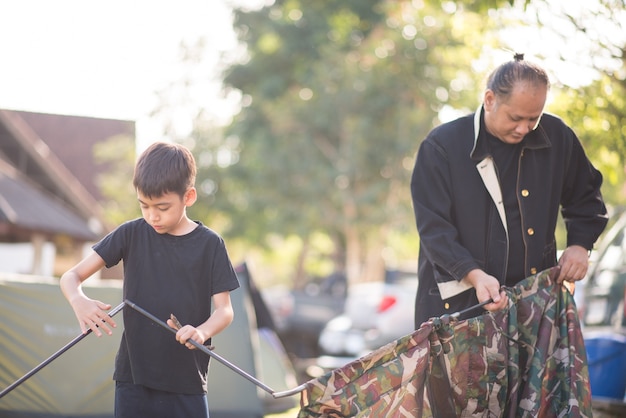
xmin=411 ymin=108 xmax=607 ymax=326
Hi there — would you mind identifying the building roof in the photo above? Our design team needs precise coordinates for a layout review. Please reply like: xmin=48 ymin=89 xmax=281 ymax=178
xmin=13 ymin=110 xmax=135 ymax=201
xmin=0 ymin=109 xmax=135 ymax=243
xmin=0 ymin=159 xmax=98 ymax=241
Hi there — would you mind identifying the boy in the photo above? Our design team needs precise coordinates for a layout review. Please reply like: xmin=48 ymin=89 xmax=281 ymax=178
xmin=60 ymin=141 xmax=240 ymax=418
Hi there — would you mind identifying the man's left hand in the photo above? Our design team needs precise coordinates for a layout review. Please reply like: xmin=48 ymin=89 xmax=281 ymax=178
xmin=557 ymin=245 xmax=590 ymax=283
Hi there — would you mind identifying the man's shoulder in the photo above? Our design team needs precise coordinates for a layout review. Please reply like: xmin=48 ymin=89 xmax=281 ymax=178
xmin=539 ymin=112 xmax=567 ymax=127
xmin=421 ymin=113 xmax=475 ymax=154
xmin=426 ymin=113 xmax=474 ymax=142
xmin=536 ymin=113 xmax=576 ymax=143
xmin=538 ymin=113 xmax=577 ymax=137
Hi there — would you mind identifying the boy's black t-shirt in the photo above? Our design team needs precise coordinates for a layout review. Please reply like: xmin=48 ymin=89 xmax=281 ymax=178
xmin=93 ymin=218 xmax=240 ymax=394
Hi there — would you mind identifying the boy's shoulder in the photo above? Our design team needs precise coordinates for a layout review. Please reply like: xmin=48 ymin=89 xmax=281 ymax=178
xmin=192 ymin=221 xmax=225 ymax=241
xmin=124 ymin=218 xmax=146 ymax=226
xmin=114 ymin=218 xmax=148 ymax=232
xmin=110 ymin=219 xmax=225 ymax=245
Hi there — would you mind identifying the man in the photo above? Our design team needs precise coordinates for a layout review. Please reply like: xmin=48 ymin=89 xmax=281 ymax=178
xmin=411 ymin=55 xmax=608 ymax=326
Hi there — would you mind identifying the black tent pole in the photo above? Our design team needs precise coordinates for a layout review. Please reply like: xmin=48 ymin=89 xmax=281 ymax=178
xmin=124 ymin=300 xmax=278 ymax=394
xmin=0 ymin=301 xmax=125 ymax=400
xmin=124 ymin=299 xmax=307 ymax=398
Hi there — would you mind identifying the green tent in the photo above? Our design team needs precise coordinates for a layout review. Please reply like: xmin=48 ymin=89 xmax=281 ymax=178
xmin=0 ymin=265 xmax=297 ymax=418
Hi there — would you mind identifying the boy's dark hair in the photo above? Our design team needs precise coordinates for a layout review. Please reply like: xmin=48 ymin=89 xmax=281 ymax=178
xmin=486 ymin=53 xmax=550 ymax=99
xmin=133 ymin=142 xmax=196 ymax=198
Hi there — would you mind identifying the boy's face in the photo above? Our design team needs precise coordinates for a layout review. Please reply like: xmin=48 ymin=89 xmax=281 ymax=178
xmin=137 ymin=188 xmax=197 ymax=236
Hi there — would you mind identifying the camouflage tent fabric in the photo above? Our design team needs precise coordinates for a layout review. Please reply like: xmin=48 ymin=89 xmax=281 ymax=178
xmin=298 ymin=266 xmax=592 ymax=417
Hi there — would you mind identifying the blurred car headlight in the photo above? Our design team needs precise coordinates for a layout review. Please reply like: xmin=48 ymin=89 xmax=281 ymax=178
xmin=344 ymin=332 xmax=366 ymax=356
xmin=319 ymin=315 xmax=352 ymax=355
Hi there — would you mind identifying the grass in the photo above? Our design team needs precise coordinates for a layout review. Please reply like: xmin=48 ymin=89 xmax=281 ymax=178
xmin=265 ymin=406 xmax=300 ymax=417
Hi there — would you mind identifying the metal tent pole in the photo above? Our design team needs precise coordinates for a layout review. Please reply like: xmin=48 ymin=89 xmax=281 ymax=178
xmin=124 ymin=299 xmax=306 ymax=398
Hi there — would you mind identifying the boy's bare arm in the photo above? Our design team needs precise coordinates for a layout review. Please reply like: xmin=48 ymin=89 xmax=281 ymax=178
xmin=60 ymin=250 xmax=116 ymax=336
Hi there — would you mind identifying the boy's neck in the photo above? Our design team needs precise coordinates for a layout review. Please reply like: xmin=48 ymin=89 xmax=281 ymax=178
xmin=169 ymin=217 xmax=197 ymax=236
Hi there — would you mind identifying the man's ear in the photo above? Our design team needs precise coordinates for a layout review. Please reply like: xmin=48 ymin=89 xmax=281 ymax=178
xmin=483 ymin=89 xmax=496 ymax=111
xmin=184 ymin=187 xmax=198 ymax=206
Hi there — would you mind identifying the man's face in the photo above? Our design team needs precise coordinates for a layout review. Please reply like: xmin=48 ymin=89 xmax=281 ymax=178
xmin=483 ymin=82 xmax=548 ymax=144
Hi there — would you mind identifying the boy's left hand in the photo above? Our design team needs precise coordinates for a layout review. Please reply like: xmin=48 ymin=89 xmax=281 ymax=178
xmin=166 ymin=317 xmax=206 ymax=350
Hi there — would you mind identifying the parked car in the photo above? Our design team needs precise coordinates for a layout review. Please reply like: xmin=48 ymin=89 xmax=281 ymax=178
xmin=581 ymin=211 xmax=626 ymax=329
xmin=580 ymin=210 xmax=626 ymax=415
xmin=262 ymin=272 xmax=347 ymax=360
xmin=317 ymin=270 xmax=418 ymax=368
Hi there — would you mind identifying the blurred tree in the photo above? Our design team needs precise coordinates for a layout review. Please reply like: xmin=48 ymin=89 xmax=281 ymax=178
xmin=537 ymin=0 xmax=626 ymax=206
xmin=493 ymin=0 xmax=626 ymax=205
xmin=199 ymin=0 xmax=509 ymax=284
xmin=549 ymin=76 xmax=626 ymax=206
xmin=149 ymin=0 xmax=576 ymax=286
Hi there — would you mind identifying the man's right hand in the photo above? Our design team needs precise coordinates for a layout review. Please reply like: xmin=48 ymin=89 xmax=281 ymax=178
xmin=465 ymin=269 xmax=508 ymax=312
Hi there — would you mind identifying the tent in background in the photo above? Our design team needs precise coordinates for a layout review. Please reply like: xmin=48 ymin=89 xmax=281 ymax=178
xmin=0 ymin=263 xmax=297 ymax=418
xmin=0 ymin=276 xmax=120 ymax=417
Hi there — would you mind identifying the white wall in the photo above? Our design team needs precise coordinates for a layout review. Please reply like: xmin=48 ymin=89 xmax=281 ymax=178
xmin=0 ymin=242 xmax=55 ymax=276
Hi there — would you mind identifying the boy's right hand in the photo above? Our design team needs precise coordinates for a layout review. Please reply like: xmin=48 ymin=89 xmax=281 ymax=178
xmin=70 ymin=297 xmax=116 ymax=337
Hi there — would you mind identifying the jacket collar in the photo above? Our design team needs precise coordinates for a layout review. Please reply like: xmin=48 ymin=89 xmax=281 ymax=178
xmin=470 ymin=105 xmax=552 ymax=161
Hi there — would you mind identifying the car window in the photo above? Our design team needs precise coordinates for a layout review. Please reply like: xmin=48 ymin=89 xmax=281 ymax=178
xmin=584 ymin=217 xmax=626 ymax=327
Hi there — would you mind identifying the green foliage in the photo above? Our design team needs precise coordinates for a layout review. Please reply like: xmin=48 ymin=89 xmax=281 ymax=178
xmin=532 ymin=0 xmax=626 ymax=207
xmin=467 ymin=0 xmax=626 ymax=240
xmin=203 ymin=0 xmax=495 ymax=280
xmin=161 ymin=0 xmax=626 ymax=282
xmin=548 ymin=75 xmax=626 ymax=206
xmin=93 ymin=135 xmax=140 ymax=226
xmin=461 ymin=0 xmax=524 ymax=13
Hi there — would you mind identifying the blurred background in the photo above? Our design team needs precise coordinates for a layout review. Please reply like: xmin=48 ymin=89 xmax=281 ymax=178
xmin=1 ymin=0 xmax=625 ymax=416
